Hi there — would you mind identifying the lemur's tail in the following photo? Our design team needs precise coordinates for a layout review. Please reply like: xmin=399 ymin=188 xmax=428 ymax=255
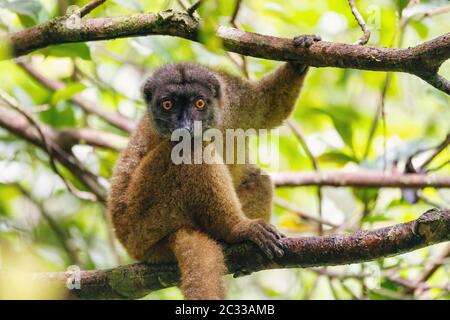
xmin=170 ymin=228 xmax=226 ymax=299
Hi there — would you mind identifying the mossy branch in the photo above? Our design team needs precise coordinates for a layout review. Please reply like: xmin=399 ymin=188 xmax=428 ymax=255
xmin=5 ymin=10 xmax=450 ymax=94
xmin=24 ymin=208 xmax=450 ymax=299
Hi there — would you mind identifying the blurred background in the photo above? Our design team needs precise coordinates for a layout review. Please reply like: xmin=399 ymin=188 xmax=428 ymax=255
xmin=0 ymin=0 xmax=449 ymax=299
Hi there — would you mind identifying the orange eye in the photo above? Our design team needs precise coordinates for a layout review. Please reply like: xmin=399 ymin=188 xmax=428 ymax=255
xmin=162 ymin=100 xmax=172 ymax=110
xmin=195 ymin=98 xmax=205 ymax=109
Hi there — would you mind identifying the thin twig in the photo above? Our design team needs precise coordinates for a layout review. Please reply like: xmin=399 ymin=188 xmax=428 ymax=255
xmin=176 ymin=0 xmax=190 ymax=10
xmin=14 ymin=183 xmax=79 ymax=265
xmin=364 ymin=74 xmax=390 ymax=163
xmin=410 ymin=244 xmax=450 ymax=296
xmin=187 ymin=0 xmax=202 ymax=16
xmin=363 ymin=0 xmax=425 ymax=162
xmin=419 ymin=133 xmax=450 ymax=170
xmin=16 ymin=59 xmax=136 ymax=133
xmin=273 ymin=197 xmax=339 ymax=228
xmin=427 ymin=160 xmax=450 ymax=173
xmin=271 ymin=171 xmax=450 ymax=188
xmin=347 ymin=0 xmax=370 ymax=45
xmin=229 ymin=0 xmax=242 ymax=27
xmin=287 ymin=119 xmax=324 ymax=235
xmin=0 ymin=103 xmax=106 ymax=200
xmin=227 ymin=0 xmax=249 ymax=79
xmin=420 ymin=4 xmax=450 ymax=20
xmin=0 ymin=90 xmax=98 ymax=202
xmin=79 ymin=0 xmax=107 ymax=18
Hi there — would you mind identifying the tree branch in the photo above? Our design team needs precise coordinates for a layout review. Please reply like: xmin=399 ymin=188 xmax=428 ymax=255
xmin=0 ymin=90 xmax=99 ymax=201
xmin=16 ymin=60 xmax=136 ymax=133
xmin=0 ymin=104 xmax=127 ymax=151
xmin=271 ymin=171 xmax=450 ymax=188
xmin=0 ymin=104 xmax=107 ymax=202
xmin=5 ymin=10 xmax=450 ymax=94
xmin=25 ymin=208 xmax=449 ymax=299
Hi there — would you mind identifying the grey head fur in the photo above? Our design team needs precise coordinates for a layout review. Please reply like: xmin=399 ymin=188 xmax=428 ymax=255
xmin=143 ymin=63 xmax=222 ymax=139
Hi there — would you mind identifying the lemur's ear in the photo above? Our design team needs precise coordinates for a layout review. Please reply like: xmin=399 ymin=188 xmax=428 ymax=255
xmin=141 ymin=76 xmax=153 ymax=102
xmin=211 ymin=75 xmax=221 ymax=99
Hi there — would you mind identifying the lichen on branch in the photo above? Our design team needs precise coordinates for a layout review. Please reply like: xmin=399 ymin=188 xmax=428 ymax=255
xmin=5 ymin=10 xmax=450 ymax=94
xmin=24 ymin=208 xmax=450 ymax=299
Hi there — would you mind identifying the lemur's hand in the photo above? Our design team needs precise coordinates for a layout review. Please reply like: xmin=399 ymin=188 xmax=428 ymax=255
xmin=245 ymin=220 xmax=286 ymax=259
xmin=290 ymin=35 xmax=321 ymax=73
xmin=293 ymin=34 xmax=322 ymax=47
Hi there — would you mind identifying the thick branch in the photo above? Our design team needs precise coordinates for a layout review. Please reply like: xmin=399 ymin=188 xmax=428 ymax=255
xmin=271 ymin=171 xmax=450 ymax=188
xmin=26 ymin=208 xmax=449 ymax=299
xmin=5 ymin=10 xmax=450 ymax=93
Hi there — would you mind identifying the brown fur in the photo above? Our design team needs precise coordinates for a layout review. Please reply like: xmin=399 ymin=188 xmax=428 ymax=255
xmin=170 ymin=228 xmax=226 ymax=299
xmin=108 ymin=62 xmax=308 ymax=299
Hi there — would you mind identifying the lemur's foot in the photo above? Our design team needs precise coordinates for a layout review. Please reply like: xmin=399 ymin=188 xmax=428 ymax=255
xmin=293 ymin=34 xmax=322 ymax=47
xmin=247 ymin=220 xmax=286 ymax=259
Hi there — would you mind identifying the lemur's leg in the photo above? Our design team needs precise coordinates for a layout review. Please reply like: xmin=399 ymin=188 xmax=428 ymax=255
xmin=233 ymin=165 xmax=276 ymax=278
xmin=237 ymin=165 xmax=273 ymax=223
xmin=170 ymin=228 xmax=226 ymax=300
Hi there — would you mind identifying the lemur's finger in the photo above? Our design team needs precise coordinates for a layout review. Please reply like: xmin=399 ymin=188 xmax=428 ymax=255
xmin=293 ymin=34 xmax=322 ymax=48
xmin=266 ymin=240 xmax=284 ymax=258
xmin=261 ymin=222 xmax=286 ymax=240
xmin=255 ymin=229 xmax=284 ymax=259
xmin=251 ymin=230 xmax=274 ymax=259
xmin=259 ymin=236 xmax=283 ymax=258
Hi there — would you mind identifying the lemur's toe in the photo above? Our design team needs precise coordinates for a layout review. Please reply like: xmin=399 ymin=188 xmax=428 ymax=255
xmin=293 ymin=34 xmax=322 ymax=48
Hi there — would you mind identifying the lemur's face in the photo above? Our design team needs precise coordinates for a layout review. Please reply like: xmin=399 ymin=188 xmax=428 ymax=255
xmin=143 ymin=63 xmax=222 ymax=139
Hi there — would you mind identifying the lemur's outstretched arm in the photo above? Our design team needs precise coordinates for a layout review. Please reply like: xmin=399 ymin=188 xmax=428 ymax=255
xmin=218 ymin=35 xmax=321 ymax=130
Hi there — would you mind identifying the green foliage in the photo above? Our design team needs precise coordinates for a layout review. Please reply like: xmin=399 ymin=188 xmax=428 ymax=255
xmin=51 ymin=83 xmax=86 ymax=105
xmin=0 ymin=0 xmax=449 ymax=300
xmin=0 ymin=0 xmax=42 ymax=26
xmin=45 ymin=43 xmax=92 ymax=60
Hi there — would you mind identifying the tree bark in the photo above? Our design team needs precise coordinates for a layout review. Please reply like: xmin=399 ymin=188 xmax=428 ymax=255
xmin=271 ymin=171 xmax=450 ymax=188
xmin=5 ymin=10 xmax=450 ymax=94
xmin=23 ymin=208 xmax=450 ymax=299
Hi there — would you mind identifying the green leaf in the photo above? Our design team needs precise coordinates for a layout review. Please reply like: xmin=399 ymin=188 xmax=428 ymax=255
xmin=318 ymin=150 xmax=357 ymax=165
xmin=362 ymin=214 xmax=390 ymax=223
xmin=396 ymin=0 xmax=410 ymax=16
xmin=0 ymin=38 xmax=12 ymax=59
xmin=51 ymin=83 xmax=86 ymax=105
xmin=0 ymin=0 xmax=42 ymax=23
xmin=332 ymin=118 xmax=353 ymax=151
xmin=308 ymin=107 xmax=358 ymax=152
xmin=410 ymin=20 xmax=429 ymax=39
xmin=46 ymin=43 xmax=91 ymax=60
xmin=353 ymin=187 xmax=379 ymax=204
xmin=198 ymin=1 xmax=223 ymax=52
xmin=39 ymin=103 xmax=76 ymax=128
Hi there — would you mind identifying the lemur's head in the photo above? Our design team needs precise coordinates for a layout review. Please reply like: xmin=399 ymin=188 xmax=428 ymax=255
xmin=143 ymin=63 xmax=222 ymax=138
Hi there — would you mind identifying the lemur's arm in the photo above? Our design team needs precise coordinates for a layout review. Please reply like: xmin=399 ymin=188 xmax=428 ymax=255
xmin=108 ymin=114 xmax=155 ymax=243
xmin=185 ymin=160 xmax=285 ymax=259
xmin=218 ymin=35 xmax=320 ymax=130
